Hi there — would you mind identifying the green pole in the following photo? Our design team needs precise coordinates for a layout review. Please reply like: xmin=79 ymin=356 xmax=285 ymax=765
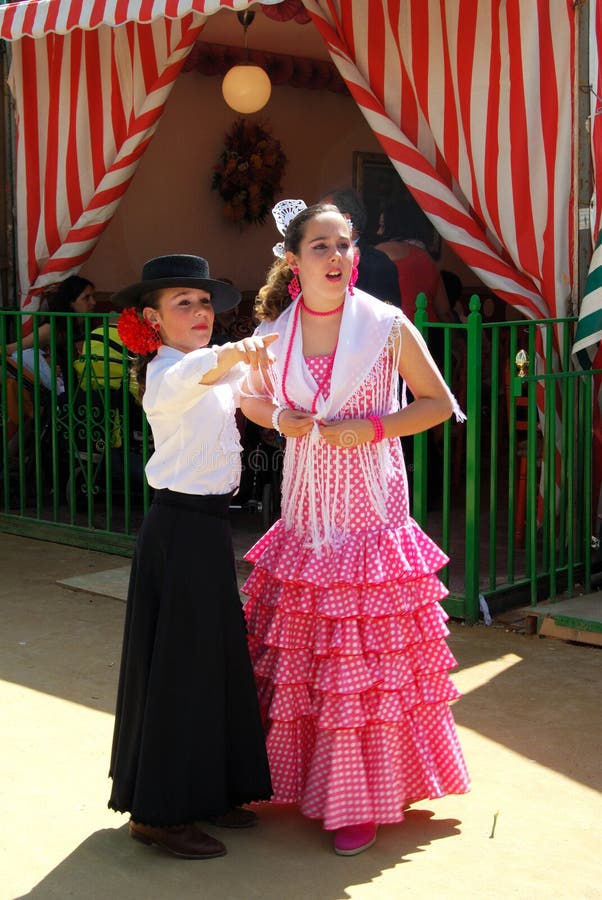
xmin=412 ymin=292 xmax=428 ymax=526
xmin=464 ymin=295 xmax=482 ymax=623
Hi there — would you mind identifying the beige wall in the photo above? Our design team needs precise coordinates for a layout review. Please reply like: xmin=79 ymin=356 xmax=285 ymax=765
xmin=3 ymin=9 xmax=484 ymax=308
xmin=82 ymin=70 xmax=384 ymax=296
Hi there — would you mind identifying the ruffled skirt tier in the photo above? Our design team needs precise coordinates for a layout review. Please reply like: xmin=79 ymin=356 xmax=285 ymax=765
xmin=243 ymin=518 xmax=470 ymax=831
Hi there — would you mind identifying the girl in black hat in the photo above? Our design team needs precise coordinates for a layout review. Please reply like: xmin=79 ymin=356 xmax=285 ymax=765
xmin=108 ymin=255 xmax=276 ymax=859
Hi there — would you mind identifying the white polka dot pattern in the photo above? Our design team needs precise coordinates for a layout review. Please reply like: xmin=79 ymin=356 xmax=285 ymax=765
xmin=243 ymin=353 xmax=470 ymax=831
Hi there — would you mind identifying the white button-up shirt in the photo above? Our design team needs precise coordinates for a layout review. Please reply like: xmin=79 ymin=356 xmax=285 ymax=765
xmin=143 ymin=345 xmax=245 ymax=495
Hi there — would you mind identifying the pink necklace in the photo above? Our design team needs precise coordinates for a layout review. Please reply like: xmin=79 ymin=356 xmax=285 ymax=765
xmin=300 ymin=298 xmax=345 ymax=317
xmin=281 ymin=298 xmax=338 ymax=413
xmin=307 ymin=345 xmax=337 ymax=414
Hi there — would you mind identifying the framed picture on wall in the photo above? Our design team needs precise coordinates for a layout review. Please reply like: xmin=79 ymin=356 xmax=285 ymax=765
xmin=352 ymin=151 xmax=441 ymax=257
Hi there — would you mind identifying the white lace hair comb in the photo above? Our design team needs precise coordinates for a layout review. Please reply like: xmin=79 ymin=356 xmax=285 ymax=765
xmin=272 ymin=199 xmax=307 ymax=258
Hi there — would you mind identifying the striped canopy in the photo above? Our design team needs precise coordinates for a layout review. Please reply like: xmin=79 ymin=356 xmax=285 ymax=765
xmin=0 ymin=0 xmax=581 ymax=328
xmin=575 ymin=0 xmax=602 ymax=373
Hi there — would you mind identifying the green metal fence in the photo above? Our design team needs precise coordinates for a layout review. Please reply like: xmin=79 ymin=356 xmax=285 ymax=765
xmin=0 ymin=310 xmax=152 ymax=554
xmin=1 ymin=304 xmax=599 ymax=622
xmin=413 ymin=295 xmax=599 ymax=622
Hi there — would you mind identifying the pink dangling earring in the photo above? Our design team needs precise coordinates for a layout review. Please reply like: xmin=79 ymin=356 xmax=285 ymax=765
xmin=288 ymin=266 xmax=301 ymax=301
xmin=348 ymin=252 xmax=359 ymax=295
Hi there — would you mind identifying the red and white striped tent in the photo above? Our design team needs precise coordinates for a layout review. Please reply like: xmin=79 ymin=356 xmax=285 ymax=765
xmin=0 ymin=0 xmax=592 ymax=328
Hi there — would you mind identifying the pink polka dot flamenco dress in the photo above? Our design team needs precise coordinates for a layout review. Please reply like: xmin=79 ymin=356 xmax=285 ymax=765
xmin=242 ymin=296 xmax=470 ymax=855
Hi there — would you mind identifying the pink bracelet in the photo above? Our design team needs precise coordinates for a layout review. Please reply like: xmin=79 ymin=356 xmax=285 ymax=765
xmin=368 ymin=415 xmax=385 ymax=443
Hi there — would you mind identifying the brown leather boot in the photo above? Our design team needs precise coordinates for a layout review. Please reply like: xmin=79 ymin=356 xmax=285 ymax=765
xmin=205 ymin=807 xmax=258 ymax=829
xmin=129 ymin=820 xmax=226 ymax=859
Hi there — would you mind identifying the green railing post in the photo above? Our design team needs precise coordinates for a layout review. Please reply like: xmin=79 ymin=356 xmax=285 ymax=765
xmin=0 ymin=316 xmax=9 ymax=511
xmin=487 ymin=325 xmax=501 ymax=591
xmin=544 ymin=324 xmax=556 ymax=602
xmin=581 ymin=374 xmax=593 ymax=592
xmin=412 ymin=292 xmax=429 ymax=526
xmin=525 ymin=326 xmax=539 ymax=604
xmin=464 ymin=295 xmax=482 ymax=623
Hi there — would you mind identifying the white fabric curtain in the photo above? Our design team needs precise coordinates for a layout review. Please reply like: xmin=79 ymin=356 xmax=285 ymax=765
xmin=7 ymin=14 xmax=205 ymax=313
xmin=0 ymin=0 xmax=282 ymax=314
xmin=0 ymin=0 xmax=577 ymax=323
xmin=303 ymin=0 xmax=576 ymax=322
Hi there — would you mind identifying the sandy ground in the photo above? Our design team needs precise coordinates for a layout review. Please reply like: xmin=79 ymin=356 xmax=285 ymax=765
xmin=1 ymin=532 xmax=600 ymax=900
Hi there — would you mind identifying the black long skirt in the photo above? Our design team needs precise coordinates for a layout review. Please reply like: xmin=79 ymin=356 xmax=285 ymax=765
xmin=108 ymin=489 xmax=272 ymax=826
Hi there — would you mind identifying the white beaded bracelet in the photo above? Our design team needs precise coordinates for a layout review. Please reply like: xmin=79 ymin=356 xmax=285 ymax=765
xmin=271 ymin=405 xmax=286 ymax=434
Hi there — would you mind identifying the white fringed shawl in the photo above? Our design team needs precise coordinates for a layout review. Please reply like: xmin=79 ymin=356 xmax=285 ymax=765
xmin=251 ymin=289 xmax=462 ymax=550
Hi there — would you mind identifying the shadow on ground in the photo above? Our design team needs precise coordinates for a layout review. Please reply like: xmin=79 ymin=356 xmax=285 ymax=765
xmin=2 ymin=534 xmax=601 ymax=796
xmin=17 ymin=806 xmax=461 ymax=900
xmin=448 ymin=625 xmax=602 ymax=793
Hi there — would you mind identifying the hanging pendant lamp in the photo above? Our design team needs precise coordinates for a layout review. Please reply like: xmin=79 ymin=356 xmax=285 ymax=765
xmin=222 ymin=11 xmax=272 ymax=115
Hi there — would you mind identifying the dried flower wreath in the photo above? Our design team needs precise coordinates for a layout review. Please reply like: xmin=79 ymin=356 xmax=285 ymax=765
xmin=212 ymin=119 xmax=287 ymax=227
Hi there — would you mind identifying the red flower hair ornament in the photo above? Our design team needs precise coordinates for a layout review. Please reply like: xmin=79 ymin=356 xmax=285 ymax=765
xmin=117 ymin=306 xmax=162 ymax=355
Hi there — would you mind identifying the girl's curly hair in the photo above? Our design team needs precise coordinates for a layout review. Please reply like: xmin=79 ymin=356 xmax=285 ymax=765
xmin=254 ymin=203 xmax=346 ymax=322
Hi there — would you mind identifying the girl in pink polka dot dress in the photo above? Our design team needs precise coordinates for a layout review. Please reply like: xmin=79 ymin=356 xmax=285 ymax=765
xmin=240 ymin=201 xmax=470 ymax=856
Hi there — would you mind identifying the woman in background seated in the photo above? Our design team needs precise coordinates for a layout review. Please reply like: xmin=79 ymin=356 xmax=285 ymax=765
xmin=3 ymin=275 xmax=96 ymax=393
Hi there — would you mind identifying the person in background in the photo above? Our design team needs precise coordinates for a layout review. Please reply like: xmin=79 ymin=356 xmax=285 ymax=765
xmin=440 ymin=270 xmax=465 ymax=323
xmin=377 ymin=229 xmax=460 ymax=498
xmin=321 ymin=188 xmax=402 ymax=307
xmin=71 ymin=319 xmax=145 ymax=487
xmin=108 ymin=254 xmax=274 ymax=860
xmin=240 ymin=201 xmax=469 ymax=857
xmin=375 ymin=204 xmax=454 ymax=325
xmin=72 ymin=319 xmax=135 ymax=397
xmin=210 ymin=277 xmax=239 ymax=345
xmin=3 ymin=275 xmax=96 ymax=394
xmin=212 ymin=308 xmax=239 ymax=346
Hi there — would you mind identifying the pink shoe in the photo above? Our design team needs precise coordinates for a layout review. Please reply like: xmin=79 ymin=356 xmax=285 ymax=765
xmin=333 ymin=822 xmax=377 ymax=856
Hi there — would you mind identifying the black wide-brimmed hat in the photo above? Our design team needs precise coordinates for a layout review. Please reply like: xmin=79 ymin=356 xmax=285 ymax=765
xmin=111 ymin=254 xmax=241 ymax=313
